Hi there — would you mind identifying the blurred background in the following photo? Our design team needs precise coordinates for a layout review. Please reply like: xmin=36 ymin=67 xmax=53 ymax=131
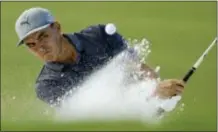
xmin=1 ymin=1 xmax=216 ymax=131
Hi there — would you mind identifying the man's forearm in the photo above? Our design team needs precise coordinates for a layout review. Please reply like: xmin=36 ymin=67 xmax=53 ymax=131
xmin=140 ymin=63 xmax=159 ymax=79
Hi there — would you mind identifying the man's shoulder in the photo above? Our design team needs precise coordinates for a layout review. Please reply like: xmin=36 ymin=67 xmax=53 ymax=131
xmin=79 ymin=24 xmax=105 ymax=33
xmin=65 ymin=24 xmax=108 ymax=55
xmin=80 ymin=23 xmax=104 ymax=29
xmin=76 ymin=24 xmax=109 ymax=40
xmin=64 ymin=24 xmax=106 ymax=43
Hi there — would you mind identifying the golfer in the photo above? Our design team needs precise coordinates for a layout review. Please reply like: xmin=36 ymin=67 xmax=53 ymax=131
xmin=15 ymin=7 xmax=185 ymax=106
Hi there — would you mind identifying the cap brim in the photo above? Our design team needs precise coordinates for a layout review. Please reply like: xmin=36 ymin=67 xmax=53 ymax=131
xmin=16 ymin=23 xmax=51 ymax=46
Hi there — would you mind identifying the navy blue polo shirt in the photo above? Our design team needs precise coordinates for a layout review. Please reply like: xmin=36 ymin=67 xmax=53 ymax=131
xmin=35 ymin=24 xmax=127 ymax=105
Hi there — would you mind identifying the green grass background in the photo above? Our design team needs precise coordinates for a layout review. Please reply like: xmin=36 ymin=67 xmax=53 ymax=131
xmin=1 ymin=1 xmax=217 ymax=131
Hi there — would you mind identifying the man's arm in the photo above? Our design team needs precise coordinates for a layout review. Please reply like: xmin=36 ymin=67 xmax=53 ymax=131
xmin=81 ymin=24 xmax=185 ymax=99
xmin=139 ymin=63 xmax=185 ymax=99
xmin=140 ymin=63 xmax=159 ymax=79
xmin=35 ymin=77 xmax=73 ymax=106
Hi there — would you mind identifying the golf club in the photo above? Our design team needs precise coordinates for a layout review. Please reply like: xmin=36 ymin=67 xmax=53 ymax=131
xmin=157 ymin=37 xmax=217 ymax=116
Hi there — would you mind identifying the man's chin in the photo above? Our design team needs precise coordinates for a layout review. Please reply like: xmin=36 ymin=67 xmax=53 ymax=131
xmin=43 ymin=54 xmax=57 ymax=62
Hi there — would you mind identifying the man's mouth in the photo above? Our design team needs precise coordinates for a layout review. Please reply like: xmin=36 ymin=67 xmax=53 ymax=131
xmin=40 ymin=48 xmax=51 ymax=55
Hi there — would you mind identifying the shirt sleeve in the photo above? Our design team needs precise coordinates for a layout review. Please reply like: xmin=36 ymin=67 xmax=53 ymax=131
xmin=79 ymin=24 xmax=128 ymax=57
xmin=101 ymin=24 xmax=128 ymax=56
xmin=35 ymin=77 xmax=72 ymax=106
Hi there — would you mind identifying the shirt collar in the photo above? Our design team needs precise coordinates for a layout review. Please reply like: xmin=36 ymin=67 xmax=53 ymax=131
xmin=45 ymin=61 xmax=65 ymax=72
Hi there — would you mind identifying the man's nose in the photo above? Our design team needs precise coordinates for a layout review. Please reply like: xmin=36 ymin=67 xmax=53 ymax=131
xmin=37 ymin=40 xmax=46 ymax=47
xmin=38 ymin=42 xmax=47 ymax=51
xmin=39 ymin=45 xmax=46 ymax=52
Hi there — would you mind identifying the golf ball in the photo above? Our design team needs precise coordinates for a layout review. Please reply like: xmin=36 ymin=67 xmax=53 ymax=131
xmin=105 ymin=23 xmax=116 ymax=35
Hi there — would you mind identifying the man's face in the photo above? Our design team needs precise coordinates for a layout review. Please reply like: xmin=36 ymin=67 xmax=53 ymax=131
xmin=23 ymin=22 xmax=62 ymax=61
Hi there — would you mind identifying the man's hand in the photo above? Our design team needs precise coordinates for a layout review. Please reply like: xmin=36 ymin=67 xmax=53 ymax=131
xmin=154 ymin=79 xmax=185 ymax=99
xmin=139 ymin=63 xmax=185 ymax=99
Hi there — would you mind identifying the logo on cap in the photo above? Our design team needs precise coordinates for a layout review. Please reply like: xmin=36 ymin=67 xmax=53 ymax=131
xmin=20 ymin=15 xmax=30 ymax=26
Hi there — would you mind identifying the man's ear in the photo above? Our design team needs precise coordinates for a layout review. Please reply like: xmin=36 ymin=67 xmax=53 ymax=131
xmin=51 ymin=21 xmax=61 ymax=32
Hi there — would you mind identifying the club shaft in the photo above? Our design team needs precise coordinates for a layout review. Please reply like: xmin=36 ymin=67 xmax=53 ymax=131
xmin=193 ymin=38 xmax=217 ymax=69
xmin=182 ymin=37 xmax=217 ymax=82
